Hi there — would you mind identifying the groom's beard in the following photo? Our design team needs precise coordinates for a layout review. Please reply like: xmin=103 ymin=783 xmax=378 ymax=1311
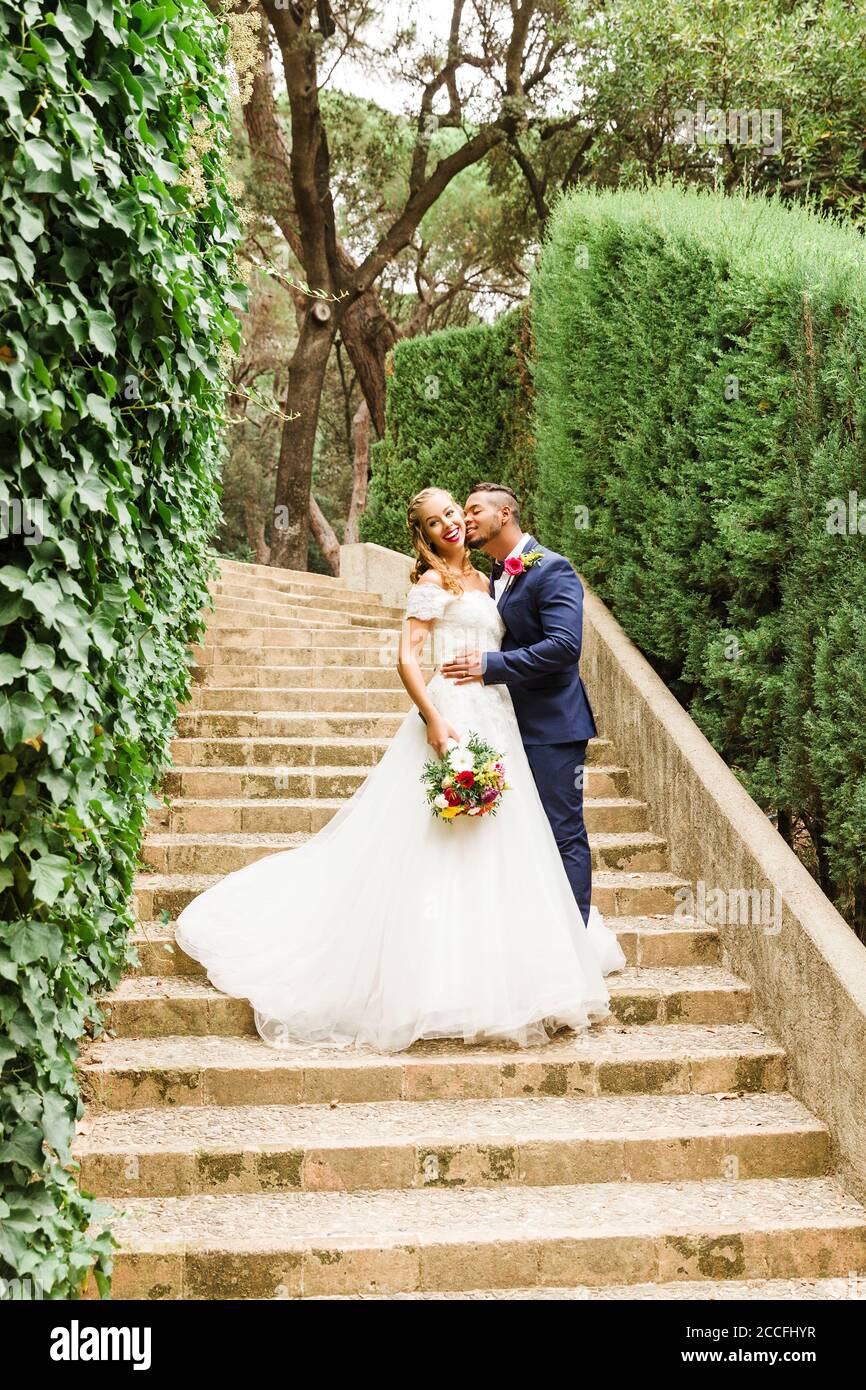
xmin=466 ymin=520 xmax=503 ymax=550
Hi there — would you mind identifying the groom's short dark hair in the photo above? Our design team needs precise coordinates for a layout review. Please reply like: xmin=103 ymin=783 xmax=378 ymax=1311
xmin=468 ymin=482 xmax=521 ymax=527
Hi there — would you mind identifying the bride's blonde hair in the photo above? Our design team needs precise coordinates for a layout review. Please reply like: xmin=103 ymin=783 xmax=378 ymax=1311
xmin=407 ymin=487 xmax=473 ymax=596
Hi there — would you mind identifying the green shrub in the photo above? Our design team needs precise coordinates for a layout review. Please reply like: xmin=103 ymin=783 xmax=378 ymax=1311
xmin=361 ymin=304 xmax=535 ymax=555
xmin=0 ymin=0 xmax=241 ymax=1295
xmin=533 ymin=184 xmax=866 ymax=933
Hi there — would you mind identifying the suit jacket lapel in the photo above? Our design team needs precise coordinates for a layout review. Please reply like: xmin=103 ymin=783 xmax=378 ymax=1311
xmin=497 ymin=535 xmax=538 ymax=614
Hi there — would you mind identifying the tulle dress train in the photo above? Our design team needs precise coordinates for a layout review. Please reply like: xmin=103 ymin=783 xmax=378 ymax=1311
xmin=174 ymin=585 xmax=625 ymax=1053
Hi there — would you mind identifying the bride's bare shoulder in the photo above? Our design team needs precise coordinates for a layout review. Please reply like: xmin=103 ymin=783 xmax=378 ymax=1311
xmin=415 ymin=569 xmax=444 ymax=588
xmin=464 ymin=568 xmax=490 ymax=593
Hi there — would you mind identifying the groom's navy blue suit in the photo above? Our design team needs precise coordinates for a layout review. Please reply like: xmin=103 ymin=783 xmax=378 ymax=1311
xmin=481 ymin=535 xmax=597 ymax=924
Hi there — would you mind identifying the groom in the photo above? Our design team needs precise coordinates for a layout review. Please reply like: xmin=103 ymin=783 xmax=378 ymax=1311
xmin=441 ymin=483 xmax=597 ymax=926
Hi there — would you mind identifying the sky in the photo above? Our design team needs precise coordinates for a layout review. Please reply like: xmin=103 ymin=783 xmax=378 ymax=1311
xmin=325 ymin=0 xmax=478 ymax=114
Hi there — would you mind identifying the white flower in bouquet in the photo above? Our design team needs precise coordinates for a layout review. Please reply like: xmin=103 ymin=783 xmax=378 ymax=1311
xmin=422 ymin=731 xmax=509 ymax=824
xmin=449 ymin=745 xmax=475 ymax=773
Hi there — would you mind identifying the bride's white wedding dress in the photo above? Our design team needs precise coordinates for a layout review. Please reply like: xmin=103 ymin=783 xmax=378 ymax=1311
xmin=175 ymin=584 xmax=625 ymax=1053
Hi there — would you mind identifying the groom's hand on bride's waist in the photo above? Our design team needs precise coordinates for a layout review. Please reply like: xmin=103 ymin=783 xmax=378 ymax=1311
xmin=440 ymin=651 xmax=485 ymax=684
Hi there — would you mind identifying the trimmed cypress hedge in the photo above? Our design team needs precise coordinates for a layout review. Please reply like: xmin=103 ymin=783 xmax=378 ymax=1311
xmin=0 ymin=0 xmax=241 ymax=1295
xmin=361 ymin=304 xmax=536 ymax=555
xmin=533 ymin=185 xmax=866 ymax=933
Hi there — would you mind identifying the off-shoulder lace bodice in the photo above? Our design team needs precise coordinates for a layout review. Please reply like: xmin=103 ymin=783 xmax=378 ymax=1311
xmin=403 ymin=584 xmax=505 ymax=663
xmin=403 ymin=583 xmax=452 ymax=622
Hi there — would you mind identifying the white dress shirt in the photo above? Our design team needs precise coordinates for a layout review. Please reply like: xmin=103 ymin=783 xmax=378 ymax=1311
xmin=492 ymin=532 xmax=531 ymax=601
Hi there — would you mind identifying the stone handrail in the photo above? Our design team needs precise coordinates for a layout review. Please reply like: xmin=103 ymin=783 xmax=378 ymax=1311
xmin=581 ymin=584 xmax=866 ymax=1202
xmin=340 ymin=541 xmax=414 ymax=609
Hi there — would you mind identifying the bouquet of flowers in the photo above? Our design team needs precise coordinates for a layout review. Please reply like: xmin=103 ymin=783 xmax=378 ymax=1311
xmin=422 ymin=732 xmax=509 ymax=822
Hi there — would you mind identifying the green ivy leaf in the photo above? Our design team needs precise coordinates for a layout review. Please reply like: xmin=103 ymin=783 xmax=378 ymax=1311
xmin=17 ymin=204 xmax=44 ymax=243
xmin=0 ymin=1122 xmax=43 ymax=1171
xmin=84 ymin=393 xmax=114 ymax=427
xmin=41 ymin=1090 xmax=73 ymax=1161
xmin=23 ymin=139 xmax=63 ymax=173
xmin=87 ymin=311 xmax=117 ymax=355
xmin=0 ymin=0 xmax=239 ymax=1298
xmin=28 ymin=854 xmax=71 ymax=906
xmin=0 ymin=653 xmax=20 ymax=686
xmin=8 ymin=920 xmax=64 ymax=967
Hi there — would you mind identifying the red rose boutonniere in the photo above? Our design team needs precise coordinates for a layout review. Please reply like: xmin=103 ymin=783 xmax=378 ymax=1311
xmin=503 ymin=549 xmax=544 ymax=579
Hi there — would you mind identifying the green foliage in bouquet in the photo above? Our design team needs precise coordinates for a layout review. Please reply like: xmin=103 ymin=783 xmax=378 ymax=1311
xmin=0 ymin=0 xmax=242 ymax=1296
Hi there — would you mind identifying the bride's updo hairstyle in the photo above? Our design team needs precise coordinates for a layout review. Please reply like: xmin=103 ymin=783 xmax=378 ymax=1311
xmin=407 ymin=487 xmax=474 ymax=597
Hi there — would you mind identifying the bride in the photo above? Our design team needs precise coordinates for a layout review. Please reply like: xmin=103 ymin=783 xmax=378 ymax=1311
xmin=174 ymin=487 xmax=625 ymax=1054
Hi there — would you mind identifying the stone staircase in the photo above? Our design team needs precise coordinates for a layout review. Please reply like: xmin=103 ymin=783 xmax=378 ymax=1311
xmin=77 ymin=557 xmax=866 ymax=1300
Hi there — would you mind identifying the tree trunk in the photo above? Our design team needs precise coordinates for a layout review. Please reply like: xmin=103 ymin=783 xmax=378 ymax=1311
xmin=255 ymin=0 xmax=535 ymax=567
xmin=344 ymin=399 xmax=370 ymax=544
xmin=775 ymin=806 xmax=793 ymax=848
xmin=243 ymin=497 xmax=271 ymax=565
xmin=339 ymin=293 xmax=398 ymax=438
xmin=270 ymin=311 xmax=336 ymax=568
xmin=309 ymin=492 xmax=341 ymax=574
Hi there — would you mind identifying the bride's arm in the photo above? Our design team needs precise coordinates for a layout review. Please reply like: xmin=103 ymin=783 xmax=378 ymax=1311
xmin=398 ymin=615 xmax=460 ymax=757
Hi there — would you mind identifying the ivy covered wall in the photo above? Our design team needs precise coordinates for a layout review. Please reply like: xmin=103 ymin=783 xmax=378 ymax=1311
xmin=0 ymin=0 xmax=242 ymax=1296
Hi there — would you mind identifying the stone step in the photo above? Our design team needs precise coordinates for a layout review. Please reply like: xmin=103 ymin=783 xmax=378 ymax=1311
xmin=212 ymin=589 xmax=399 ymax=613
xmin=174 ymin=711 xmax=407 ymax=740
xmin=171 ymin=715 xmax=617 ymax=759
xmin=191 ymin=664 xmax=415 ymax=691
xmin=159 ymin=764 xmax=631 ymax=801
xmin=216 ymin=558 xmax=347 ymax=588
xmin=75 ymin=1091 xmax=829 ymax=1198
xmin=96 ymin=1176 xmax=866 ymax=1298
xmin=316 ymin=1276 xmax=866 ymax=1300
xmin=131 ymin=865 xmax=686 ymax=921
xmin=167 ymin=734 xmax=621 ymax=773
xmin=140 ymin=828 xmax=669 ymax=877
xmin=103 ymin=967 xmax=750 ymax=1038
xmin=149 ymin=796 xmax=346 ymax=835
xmin=593 ymin=870 xmax=690 ymax=917
xmin=169 ymin=735 xmax=392 ymax=768
xmin=188 ymin=686 xmax=413 ymax=713
xmin=192 ymin=626 xmax=403 ymax=651
xmin=212 ymin=589 xmax=401 ymax=617
xmin=141 ymin=832 xmax=304 ymax=875
xmin=210 ymin=582 xmax=404 ymax=619
xmin=79 ymin=1023 xmax=787 ymax=1111
xmin=191 ymin=644 xmax=410 ymax=668
xmin=149 ymin=794 xmax=651 ymax=839
xmin=207 ymin=606 xmax=402 ymax=633
xmin=128 ymin=913 xmax=716 ymax=976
